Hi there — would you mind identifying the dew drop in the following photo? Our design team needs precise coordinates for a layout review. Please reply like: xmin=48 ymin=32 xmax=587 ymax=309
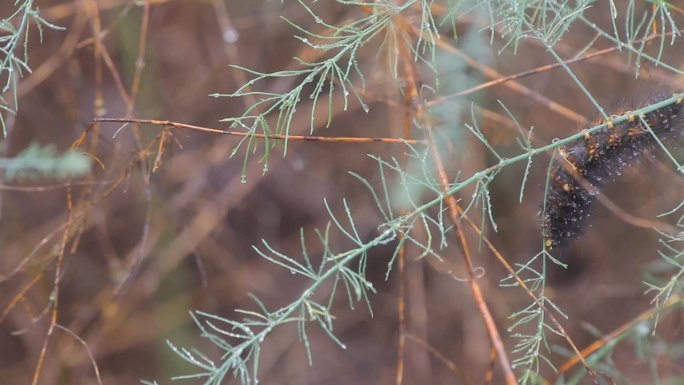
xmin=222 ymin=29 xmax=239 ymax=44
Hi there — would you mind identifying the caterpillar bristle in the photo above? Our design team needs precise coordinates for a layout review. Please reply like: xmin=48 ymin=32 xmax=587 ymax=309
xmin=542 ymin=93 xmax=684 ymax=250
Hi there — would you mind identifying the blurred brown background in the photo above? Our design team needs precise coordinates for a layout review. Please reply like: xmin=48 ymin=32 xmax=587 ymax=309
xmin=1 ymin=1 xmax=684 ymax=384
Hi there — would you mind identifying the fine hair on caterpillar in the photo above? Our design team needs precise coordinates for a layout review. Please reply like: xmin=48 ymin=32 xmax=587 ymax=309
xmin=541 ymin=92 xmax=684 ymax=250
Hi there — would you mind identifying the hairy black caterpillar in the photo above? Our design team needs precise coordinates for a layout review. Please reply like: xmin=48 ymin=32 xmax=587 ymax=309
xmin=542 ymin=93 xmax=684 ymax=250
